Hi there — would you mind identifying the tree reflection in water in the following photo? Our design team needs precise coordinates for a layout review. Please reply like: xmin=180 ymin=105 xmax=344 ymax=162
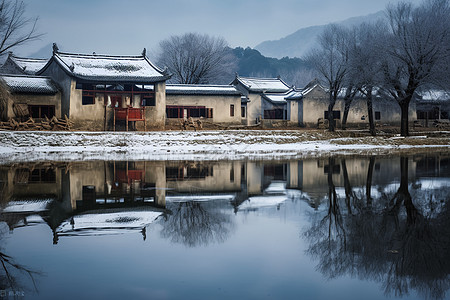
xmin=305 ymin=156 xmax=450 ymax=300
xmin=160 ymin=201 xmax=234 ymax=247
xmin=0 ymin=225 xmax=42 ymax=297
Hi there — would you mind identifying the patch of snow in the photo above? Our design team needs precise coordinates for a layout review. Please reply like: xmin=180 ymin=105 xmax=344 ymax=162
xmin=57 ymin=210 xmax=162 ymax=236
xmin=238 ymin=195 xmax=287 ymax=211
xmin=264 ymin=181 xmax=286 ymax=194
xmin=166 ymin=195 xmax=235 ymax=202
xmin=2 ymin=199 xmax=52 ymax=212
xmin=0 ymin=130 xmax=448 ymax=164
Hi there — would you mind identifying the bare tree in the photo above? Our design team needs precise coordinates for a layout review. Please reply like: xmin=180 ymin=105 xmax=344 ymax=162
xmin=379 ymin=0 xmax=450 ymax=136
xmin=304 ymin=25 xmax=352 ymax=132
xmin=157 ymin=33 xmax=237 ymax=84
xmin=348 ymin=22 xmax=386 ymax=136
xmin=0 ymin=0 xmax=42 ymax=56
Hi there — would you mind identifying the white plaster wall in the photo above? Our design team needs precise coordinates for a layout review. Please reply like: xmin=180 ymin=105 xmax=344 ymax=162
xmin=166 ymin=93 xmax=241 ymax=123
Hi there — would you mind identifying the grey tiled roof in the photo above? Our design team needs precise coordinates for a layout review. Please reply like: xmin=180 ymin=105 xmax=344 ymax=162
xmin=234 ymin=76 xmax=291 ymax=93
xmin=0 ymin=54 xmax=48 ymax=75
xmin=41 ymin=51 xmax=170 ymax=83
xmin=1 ymin=75 xmax=59 ymax=94
xmin=10 ymin=55 xmax=48 ymax=75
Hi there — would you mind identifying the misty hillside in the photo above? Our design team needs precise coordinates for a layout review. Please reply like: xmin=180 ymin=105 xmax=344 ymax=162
xmin=231 ymin=47 xmax=314 ymax=87
xmin=255 ymin=11 xmax=385 ymax=59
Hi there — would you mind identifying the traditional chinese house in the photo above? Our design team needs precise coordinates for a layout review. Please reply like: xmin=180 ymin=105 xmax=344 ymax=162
xmin=37 ymin=44 xmax=170 ymax=130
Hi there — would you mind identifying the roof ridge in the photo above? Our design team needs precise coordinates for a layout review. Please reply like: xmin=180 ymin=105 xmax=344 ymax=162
xmin=57 ymin=51 xmax=144 ymax=59
xmin=239 ymin=76 xmax=284 ymax=81
xmin=10 ymin=55 xmax=48 ymax=61
xmin=0 ymin=73 xmax=53 ymax=79
xmin=167 ymin=84 xmax=236 ymax=87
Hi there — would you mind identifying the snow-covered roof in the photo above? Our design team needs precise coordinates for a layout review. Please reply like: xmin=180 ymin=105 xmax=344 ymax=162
xmin=166 ymin=194 xmax=236 ymax=202
xmin=1 ymin=199 xmax=52 ymax=213
xmin=0 ymin=53 xmax=48 ymax=75
xmin=263 ymin=88 xmax=303 ymax=104
xmin=238 ymin=195 xmax=287 ymax=211
xmin=1 ymin=74 xmax=59 ymax=94
xmin=166 ymin=84 xmax=242 ymax=96
xmin=300 ymin=84 xmax=320 ymax=96
xmin=234 ymin=76 xmax=291 ymax=93
xmin=10 ymin=55 xmax=48 ymax=74
xmin=40 ymin=49 xmax=170 ymax=83
xmin=263 ymin=93 xmax=289 ymax=104
xmin=56 ymin=209 xmax=163 ymax=236
xmin=416 ymin=90 xmax=450 ymax=102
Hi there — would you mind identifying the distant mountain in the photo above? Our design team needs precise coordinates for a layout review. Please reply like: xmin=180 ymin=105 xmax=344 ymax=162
xmin=231 ymin=47 xmax=314 ymax=87
xmin=29 ymin=43 xmax=53 ymax=59
xmin=255 ymin=11 xmax=385 ymax=59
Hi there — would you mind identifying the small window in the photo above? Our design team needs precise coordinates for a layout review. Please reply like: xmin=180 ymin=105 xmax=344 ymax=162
xmin=28 ymin=169 xmax=56 ymax=183
xmin=375 ymin=111 xmax=381 ymax=120
xmin=29 ymin=105 xmax=55 ymax=119
xmin=230 ymin=104 xmax=235 ymax=117
xmin=324 ymin=110 xmax=341 ymax=120
xmin=241 ymin=106 xmax=246 ymax=118
xmin=82 ymin=185 xmax=96 ymax=203
xmin=324 ymin=164 xmax=341 ymax=174
xmin=142 ymin=95 xmax=155 ymax=106
xmin=82 ymin=91 xmax=95 ymax=105
xmin=166 ymin=107 xmax=182 ymax=118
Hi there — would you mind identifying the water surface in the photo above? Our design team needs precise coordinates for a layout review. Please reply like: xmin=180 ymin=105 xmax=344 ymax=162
xmin=0 ymin=154 xmax=449 ymax=300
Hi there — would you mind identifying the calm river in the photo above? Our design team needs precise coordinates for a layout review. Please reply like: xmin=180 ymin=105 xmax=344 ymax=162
xmin=0 ymin=153 xmax=449 ymax=300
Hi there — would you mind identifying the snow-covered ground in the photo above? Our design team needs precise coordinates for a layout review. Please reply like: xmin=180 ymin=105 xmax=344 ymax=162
xmin=0 ymin=130 xmax=449 ymax=163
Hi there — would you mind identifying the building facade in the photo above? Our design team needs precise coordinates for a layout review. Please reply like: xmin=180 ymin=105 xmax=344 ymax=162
xmin=37 ymin=45 xmax=170 ymax=130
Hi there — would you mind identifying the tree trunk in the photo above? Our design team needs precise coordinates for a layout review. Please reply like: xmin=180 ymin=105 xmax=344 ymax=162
xmin=328 ymin=93 xmax=336 ymax=132
xmin=341 ymin=87 xmax=355 ymax=130
xmin=366 ymin=156 xmax=375 ymax=207
xmin=399 ymin=98 xmax=411 ymax=137
xmin=342 ymin=101 xmax=351 ymax=130
xmin=341 ymin=159 xmax=352 ymax=214
xmin=366 ymin=88 xmax=376 ymax=136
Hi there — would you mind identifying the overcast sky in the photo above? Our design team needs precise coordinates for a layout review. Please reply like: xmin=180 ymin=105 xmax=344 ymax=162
xmin=18 ymin=0 xmax=422 ymax=58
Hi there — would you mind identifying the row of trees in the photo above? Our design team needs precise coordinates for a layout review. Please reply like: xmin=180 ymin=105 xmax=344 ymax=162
xmin=305 ymin=0 xmax=450 ymax=136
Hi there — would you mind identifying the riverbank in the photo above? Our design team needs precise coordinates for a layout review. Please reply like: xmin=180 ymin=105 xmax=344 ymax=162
xmin=0 ymin=129 xmax=449 ymax=163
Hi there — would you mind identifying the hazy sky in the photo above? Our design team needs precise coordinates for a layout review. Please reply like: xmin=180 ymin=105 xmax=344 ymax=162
xmin=18 ymin=0 xmax=422 ymax=58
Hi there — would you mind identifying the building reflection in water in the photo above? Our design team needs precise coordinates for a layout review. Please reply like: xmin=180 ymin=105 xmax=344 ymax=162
xmin=0 ymin=154 xmax=449 ymax=298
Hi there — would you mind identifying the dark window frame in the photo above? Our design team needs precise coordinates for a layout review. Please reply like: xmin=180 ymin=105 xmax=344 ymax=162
xmin=324 ymin=110 xmax=341 ymax=120
xmin=230 ymin=104 xmax=235 ymax=117
xmin=166 ymin=106 xmax=212 ymax=119
xmin=82 ymin=91 xmax=95 ymax=105
xmin=28 ymin=105 xmax=55 ymax=119
xmin=375 ymin=111 xmax=381 ymax=120
xmin=264 ymin=109 xmax=284 ymax=120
